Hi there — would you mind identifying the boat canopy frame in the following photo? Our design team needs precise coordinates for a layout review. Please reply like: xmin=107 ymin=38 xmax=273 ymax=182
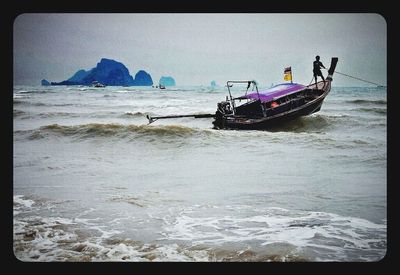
xmin=226 ymin=80 xmax=261 ymax=115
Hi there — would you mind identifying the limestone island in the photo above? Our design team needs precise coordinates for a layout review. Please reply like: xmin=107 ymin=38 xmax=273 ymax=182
xmin=46 ymin=58 xmax=153 ymax=86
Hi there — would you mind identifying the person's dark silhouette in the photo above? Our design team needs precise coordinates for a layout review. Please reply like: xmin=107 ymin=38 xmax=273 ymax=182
xmin=313 ymin=55 xmax=326 ymax=89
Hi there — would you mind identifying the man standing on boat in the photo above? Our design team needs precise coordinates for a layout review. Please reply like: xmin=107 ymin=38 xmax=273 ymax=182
xmin=313 ymin=55 xmax=326 ymax=88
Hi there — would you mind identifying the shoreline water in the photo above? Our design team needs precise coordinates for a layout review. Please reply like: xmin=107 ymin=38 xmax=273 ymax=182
xmin=13 ymin=85 xmax=387 ymax=261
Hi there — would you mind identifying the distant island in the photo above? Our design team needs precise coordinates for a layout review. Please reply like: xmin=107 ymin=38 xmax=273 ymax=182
xmin=41 ymin=79 xmax=50 ymax=86
xmin=159 ymin=76 xmax=176 ymax=86
xmin=44 ymin=58 xmax=153 ymax=86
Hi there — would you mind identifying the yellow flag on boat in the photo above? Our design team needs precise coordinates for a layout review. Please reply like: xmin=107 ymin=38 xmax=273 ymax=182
xmin=284 ymin=67 xmax=292 ymax=81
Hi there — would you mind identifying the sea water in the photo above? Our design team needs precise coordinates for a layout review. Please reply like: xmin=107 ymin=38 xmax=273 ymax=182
xmin=13 ymin=85 xmax=387 ymax=261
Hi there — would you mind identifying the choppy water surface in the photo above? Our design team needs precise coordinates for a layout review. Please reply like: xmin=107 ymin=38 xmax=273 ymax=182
xmin=13 ymin=85 xmax=387 ymax=261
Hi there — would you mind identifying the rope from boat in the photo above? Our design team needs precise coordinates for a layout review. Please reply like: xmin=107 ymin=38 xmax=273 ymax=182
xmin=323 ymin=68 xmax=385 ymax=86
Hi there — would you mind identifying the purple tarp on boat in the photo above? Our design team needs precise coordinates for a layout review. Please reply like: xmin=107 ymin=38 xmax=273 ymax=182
xmin=242 ymin=83 xmax=306 ymax=102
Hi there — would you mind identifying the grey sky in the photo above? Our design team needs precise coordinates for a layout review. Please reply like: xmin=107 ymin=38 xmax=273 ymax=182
xmin=13 ymin=13 xmax=386 ymax=87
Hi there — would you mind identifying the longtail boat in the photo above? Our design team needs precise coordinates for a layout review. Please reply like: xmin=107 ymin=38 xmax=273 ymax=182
xmin=147 ymin=57 xmax=338 ymax=130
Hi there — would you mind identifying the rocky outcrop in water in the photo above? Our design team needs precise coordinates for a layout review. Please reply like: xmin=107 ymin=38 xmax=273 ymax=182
xmin=159 ymin=76 xmax=176 ymax=86
xmin=50 ymin=58 xmax=153 ymax=86
xmin=133 ymin=70 xmax=153 ymax=86
xmin=67 ymin=69 xmax=90 ymax=83
xmin=41 ymin=79 xmax=50 ymax=86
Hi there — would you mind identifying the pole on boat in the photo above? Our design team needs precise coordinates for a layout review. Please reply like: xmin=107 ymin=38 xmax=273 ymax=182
xmin=146 ymin=113 xmax=215 ymax=125
xmin=291 ymin=67 xmax=293 ymax=84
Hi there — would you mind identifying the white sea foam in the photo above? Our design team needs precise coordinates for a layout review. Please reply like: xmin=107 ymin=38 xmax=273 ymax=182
xmin=14 ymin=94 xmax=30 ymax=99
xmin=14 ymin=195 xmax=36 ymax=215
xmin=13 ymin=196 xmax=211 ymax=261
xmin=13 ymin=212 xmax=210 ymax=262
xmin=14 ymin=195 xmax=35 ymax=208
xmin=161 ymin=205 xmax=386 ymax=261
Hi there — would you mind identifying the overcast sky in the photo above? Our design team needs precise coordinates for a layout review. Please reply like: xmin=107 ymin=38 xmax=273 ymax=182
xmin=13 ymin=13 xmax=386 ymax=87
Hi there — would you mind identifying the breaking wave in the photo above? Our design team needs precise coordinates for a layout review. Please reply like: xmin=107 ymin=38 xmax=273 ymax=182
xmin=17 ymin=196 xmax=373 ymax=262
xmin=14 ymin=90 xmax=52 ymax=94
xmin=356 ymin=107 xmax=387 ymax=115
xmin=13 ymin=109 xmax=26 ymax=117
xmin=346 ymin=99 xmax=387 ymax=105
xmin=268 ymin=114 xmax=359 ymax=133
xmin=13 ymin=196 xmax=309 ymax=262
xmin=14 ymin=113 xmax=375 ymax=143
xmin=13 ymin=100 xmax=50 ymax=107
xmin=120 ymin=111 xmax=149 ymax=118
xmin=22 ymin=123 xmax=202 ymax=140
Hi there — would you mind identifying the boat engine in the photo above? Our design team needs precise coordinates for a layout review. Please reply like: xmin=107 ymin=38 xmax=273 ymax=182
xmin=217 ymin=101 xmax=232 ymax=115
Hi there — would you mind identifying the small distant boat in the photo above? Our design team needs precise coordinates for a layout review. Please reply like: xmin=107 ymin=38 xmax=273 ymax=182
xmin=152 ymin=85 xmax=166 ymax=89
xmin=147 ymin=57 xmax=338 ymax=131
xmin=91 ymin=81 xmax=106 ymax=88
